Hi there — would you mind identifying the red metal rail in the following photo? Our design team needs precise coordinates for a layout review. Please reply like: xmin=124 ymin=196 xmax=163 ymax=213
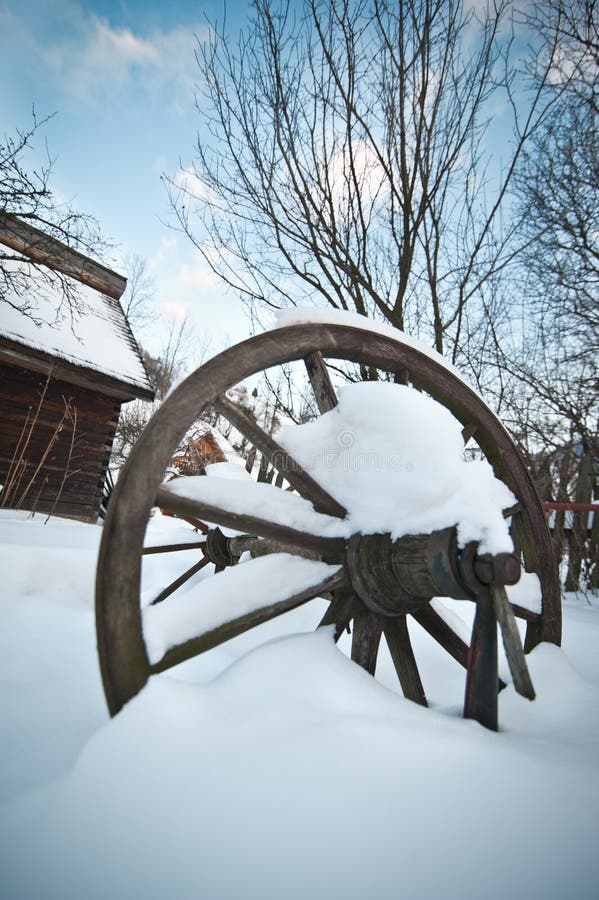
xmin=543 ymin=502 xmax=599 ymax=513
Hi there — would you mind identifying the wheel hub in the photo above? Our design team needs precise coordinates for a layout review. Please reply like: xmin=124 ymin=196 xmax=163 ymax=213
xmin=346 ymin=527 xmax=520 ymax=616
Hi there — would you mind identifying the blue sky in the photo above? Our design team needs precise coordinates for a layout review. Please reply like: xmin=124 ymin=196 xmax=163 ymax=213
xmin=1 ymin=0 xmax=254 ymax=353
xmin=1 ymin=0 xmax=545 ymax=362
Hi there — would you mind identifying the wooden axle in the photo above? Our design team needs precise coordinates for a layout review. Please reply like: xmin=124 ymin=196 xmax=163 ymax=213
xmin=205 ymin=524 xmax=521 ymax=618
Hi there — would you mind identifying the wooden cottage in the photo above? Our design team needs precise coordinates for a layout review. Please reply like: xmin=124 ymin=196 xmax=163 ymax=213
xmin=169 ymin=425 xmax=242 ymax=477
xmin=0 ymin=212 xmax=154 ymax=522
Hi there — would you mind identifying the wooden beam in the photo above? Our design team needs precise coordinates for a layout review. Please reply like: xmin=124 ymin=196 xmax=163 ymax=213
xmin=0 ymin=210 xmax=126 ymax=300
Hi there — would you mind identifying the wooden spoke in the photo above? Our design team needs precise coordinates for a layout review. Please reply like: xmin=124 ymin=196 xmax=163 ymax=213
xmin=464 ymin=601 xmax=499 ymax=731
xmin=149 ymin=569 xmax=347 ymax=674
xmin=523 ymin=618 xmax=547 ymax=654
xmin=150 ymin=556 xmax=210 ymax=606
xmin=513 ymin=517 xmax=559 ymax=648
xmin=461 ymin=423 xmax=478 ymax=444
xmin=504 ymin=512 xmax=542 ymax=648
xmin=508 ymin=521 xmax=523 ymax=559
xmin=245 ymin=446 xmax=257 ymax=473
xmin=510 ymin=603 xmax=541 ymax=622
xmin=318 ymin=589 xmax=360 ymax=642
xmin=160 ymin=514 xmax=208 ymax=533
xmin=384 ymin=617 xmax=427 ymax=706
xmin=492 ymin=585 xmax=535 ymax=700
xmin=155 ymin=485 xmax=346 ymax=562
xmin=213 ymin=393 xmax=346 ymax=518
xmin=142 ymin=541 xmax=206 ymax=555
xmin=303 ymin=351 xmax=338 ymax=413
xmin=412 ymin=605 xmax=470 ymax=670
xmin=503 ymin=503 xmax=523 ymax=518
xmin=412 ymin=604 xmax=507 ymax=692
xmin=351 ymin=610 xmax=384 ymax=676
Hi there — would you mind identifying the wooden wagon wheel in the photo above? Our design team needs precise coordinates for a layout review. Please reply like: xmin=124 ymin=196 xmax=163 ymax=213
xmin=96 ymin=321 xmax=561 ymax=729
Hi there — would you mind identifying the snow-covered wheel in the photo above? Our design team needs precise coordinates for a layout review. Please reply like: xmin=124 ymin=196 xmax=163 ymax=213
xmin=96 ymin=316 xmax=561 ymax=729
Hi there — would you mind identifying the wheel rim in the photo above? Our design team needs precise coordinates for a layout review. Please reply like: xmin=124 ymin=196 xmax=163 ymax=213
xmin=96 ymin=322 xmax=561 ymax=720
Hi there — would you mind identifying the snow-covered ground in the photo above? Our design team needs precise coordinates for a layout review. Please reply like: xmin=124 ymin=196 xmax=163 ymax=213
xmin=1 ymin=509 xmax=598 ymax=900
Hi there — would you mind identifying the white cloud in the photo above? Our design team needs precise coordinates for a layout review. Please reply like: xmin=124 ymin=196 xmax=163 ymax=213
xmin=172 ymin=166 xmax=216 ymax=203
xmin=160 ymin=300 xmax=193 ymax=322
xmin=144 ymin=234 xmax=249 ymax=349
xmin=33 ymin=6 xmax=206 ymax=104
xmin=81 ymin=16 xmax=158 ymax=72
xmin=547 ymin=39 xmax=599 ymax=88
xmin=147 ymin=236 xmax=178 ymax=272
xmin=325 ymin=138 xmax=387 ymax=213
xmin=178 ymin=259 xmax=222 ymax=292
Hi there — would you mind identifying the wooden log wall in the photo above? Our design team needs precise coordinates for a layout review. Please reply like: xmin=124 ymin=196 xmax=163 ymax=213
xmin=0 ymin=361 xmax=121 ymax=523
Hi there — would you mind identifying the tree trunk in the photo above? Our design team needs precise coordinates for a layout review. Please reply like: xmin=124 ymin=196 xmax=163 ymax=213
xmin=565 ymin=449 xmax=594 ymax=591
xmin=552 ymin=448 xmax=573 ymax=577
xmin=588 ymin=505 xmax=599 ymax=591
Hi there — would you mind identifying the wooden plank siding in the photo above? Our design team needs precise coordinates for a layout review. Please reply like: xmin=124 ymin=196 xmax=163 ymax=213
xmin=0 ymin=362 xmax=121 ymax=522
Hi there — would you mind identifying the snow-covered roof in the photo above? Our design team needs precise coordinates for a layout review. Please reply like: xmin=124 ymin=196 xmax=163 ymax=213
xmin=0 ymin=280 xmax=153 ymax=398
xmin=0 ymin=214 xmax=153 ymax=401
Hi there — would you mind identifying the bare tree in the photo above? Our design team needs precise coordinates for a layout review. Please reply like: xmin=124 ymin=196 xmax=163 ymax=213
xmin=120 ymin=253 xmax=158 ymax=333
xmin=495 ymin=0 xmax=599 ymax=590
xmin=515 ymin=103 xmax=598 ymax=349
xmin=1 ymin=110 xmax=106 ymax=323
xmin=111 ymin=311 xmax=202 ymax=467
xmin=167 ymin=0 xmax=563 ymax=386
xmin=142 ymin=314 xmax=197 ymax=401
xmin=525 ymin=0 xmax=598 ymax=113
xmin=510 ymin=0 xmax=598 ymax=397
